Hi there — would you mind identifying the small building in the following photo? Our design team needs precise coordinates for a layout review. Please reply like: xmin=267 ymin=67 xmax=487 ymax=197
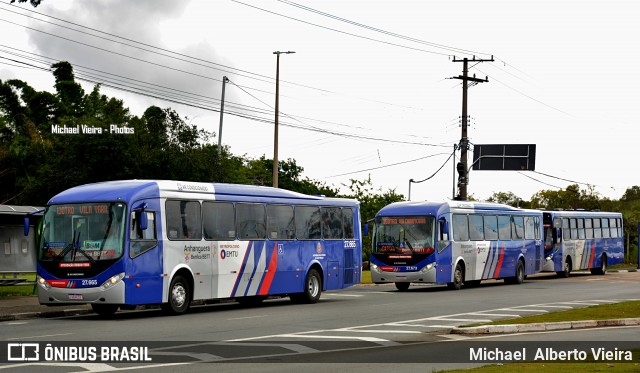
xmin=0 ymin=205 xmax=43 ymax=277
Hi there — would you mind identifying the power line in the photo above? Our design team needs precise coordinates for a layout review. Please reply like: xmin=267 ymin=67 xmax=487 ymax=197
xmin=0 ymin=3 xmax=428 ymax=111
xmin=278 ymin=0 xmax=491 ymax=58
xmin=231 ymin=0 xmax=453 ymax=57
xmin=325 ymin=152 xmax=450 ymax=178
xmin=411 ymin=151 xmax=455 ymax=183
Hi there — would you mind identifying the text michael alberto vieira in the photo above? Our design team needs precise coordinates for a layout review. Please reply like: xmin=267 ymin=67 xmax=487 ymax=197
xmin=51 ymin=124 xmax=134 ymax=134
xmin=470 ymin=347 xmax=634 ymax=362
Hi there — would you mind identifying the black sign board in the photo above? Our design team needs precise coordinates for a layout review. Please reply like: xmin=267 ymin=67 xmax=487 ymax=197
xmin=472 ymin=144 xmax=536 ymax=171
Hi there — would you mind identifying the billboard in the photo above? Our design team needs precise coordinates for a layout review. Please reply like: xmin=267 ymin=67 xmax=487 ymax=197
xmin=472 ymin=144 xmax=536 ymax=171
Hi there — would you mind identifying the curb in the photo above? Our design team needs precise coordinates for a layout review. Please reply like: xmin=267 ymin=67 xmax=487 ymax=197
xmin=0 ymin=308 xmax=92 ymax=322
xmin=451 ymin=318 xmax=640 ymax=335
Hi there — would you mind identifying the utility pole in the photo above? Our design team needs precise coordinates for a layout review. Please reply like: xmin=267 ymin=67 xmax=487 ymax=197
xmin=272 ymin=51 xmax=295 ymax=188
xmin=217 ymin=76 xmax=228 ymax=160
xmin=451 ymin=55 xmax=493 ymax=200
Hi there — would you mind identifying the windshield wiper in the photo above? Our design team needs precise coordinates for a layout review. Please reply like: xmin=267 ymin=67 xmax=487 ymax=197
xmin=53 ymin=230 xmax=96 ymax=265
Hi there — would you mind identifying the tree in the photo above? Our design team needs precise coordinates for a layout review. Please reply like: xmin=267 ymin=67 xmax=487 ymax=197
xmin=621 ymin=186 xmax=640 ymax=201
xmin=487 ymin=191 xmax=527 ymax=208
xmin=341 ymin=176 xmax=405 ymax=263
xmin=10 ymin=0 xmax=42 ymax=7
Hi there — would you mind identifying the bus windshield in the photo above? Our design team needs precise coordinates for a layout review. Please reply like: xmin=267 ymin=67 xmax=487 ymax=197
xmin=39 ymin=202 xmax=126 ymax=263
xmin=372 ymin=216 xmax=435 ymax=255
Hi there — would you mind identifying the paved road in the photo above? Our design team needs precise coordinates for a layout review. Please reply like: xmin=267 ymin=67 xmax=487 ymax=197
xmin=1 ymin=270 xmax=639 ymax=372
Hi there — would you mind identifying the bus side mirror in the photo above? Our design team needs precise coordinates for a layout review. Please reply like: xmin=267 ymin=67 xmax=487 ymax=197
xmin=23 ymin=217 xmax=30 ymax=236
xmin=134 ymin=203 xmax=148 ymax=230
xmin=363 ymin=224 xmax=369 ymax=237
xmin=139 ymin=212 xmax=148 ymax=231
xmin=439 ymin=218 xmax=449 ymax=241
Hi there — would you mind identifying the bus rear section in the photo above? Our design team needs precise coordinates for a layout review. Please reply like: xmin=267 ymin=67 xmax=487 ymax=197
xmin=542 ymin=211 xmax=624 ymax=277
xmin=369 ymin=201 xmax=544 ymax=291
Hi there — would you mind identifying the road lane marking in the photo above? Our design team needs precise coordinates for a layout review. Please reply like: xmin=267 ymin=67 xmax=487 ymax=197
xmin=7 ymin=333 xmax=73 ymax=340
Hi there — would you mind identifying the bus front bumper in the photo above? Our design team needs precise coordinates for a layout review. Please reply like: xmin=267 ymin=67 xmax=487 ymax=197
xmin=37 ymin=281 xmax=126 ymax=305
xmin=370 ymin=263 xmax=437 ymax=283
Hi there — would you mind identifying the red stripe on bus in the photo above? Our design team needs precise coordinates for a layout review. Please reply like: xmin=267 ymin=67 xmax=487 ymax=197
xmin=589 ymin=241 xmax=596 ymax=268
xmin=259 ymin=244 xmax=279 ymax=295
xmin=494 ymin=246 xmax=505 ymax=278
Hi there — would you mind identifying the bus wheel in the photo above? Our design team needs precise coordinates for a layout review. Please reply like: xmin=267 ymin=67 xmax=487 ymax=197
xmin=515 ymin=260 xmax=525 ymax=284
xmin=290 ymin=269 xmax=322 ymax=304
xmin=447 ymin=263 xmax=463 ymax=290
xmin=505 ymin=260 xmax=525 ymax=284
xmin=591 ymin=255 xmax=607 ymax=275
xmin=395 ymin=282 xmax=410 ymax=291
xmin=91 ymin=304 xmax=118 ymax=317
xmin=557 ymin=258 xmax=571 ymax=278
xmin=162 ymin=275 xmax=191 ymax=315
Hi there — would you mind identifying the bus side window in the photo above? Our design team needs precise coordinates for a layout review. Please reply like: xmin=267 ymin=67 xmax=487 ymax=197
xmin=130 ymin=211 xmax=157 ymax=258
xmin=511 ymin=216 xmax=524 ymax=240
xmin=452 ymin=214 xmax=469 ymax=241
xmin=593 ymin=218 xmax=602 ymax=238
xmin=601 ymin=218 xmax=610 ymax=238
xmin=343 ymin=208 xmax=355 ymax=239
xmin=483 ymin=215 xmax=498 ymax=240
xmin=585 ymin=218 xmax=594 ymax=239
xmin=438 ymin=217 xmax=449 ymax=252
xmin=497 ymin=215 xmax=511 ymax=240
xmin=237 ymin=203 xmax=266 ymax=240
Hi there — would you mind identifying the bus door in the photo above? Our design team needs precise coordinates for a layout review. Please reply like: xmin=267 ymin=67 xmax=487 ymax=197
xmin=126 ymin=201 xmax=163 ymax=304
xmin=435 ymin=215 xmax=452 ymax=284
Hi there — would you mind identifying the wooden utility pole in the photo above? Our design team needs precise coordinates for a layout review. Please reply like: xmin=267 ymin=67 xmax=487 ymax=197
xmin=451 ymin=56 xmax=493 ymax=200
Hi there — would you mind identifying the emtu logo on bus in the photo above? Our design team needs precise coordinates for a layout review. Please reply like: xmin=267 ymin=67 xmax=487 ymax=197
xmin=220 ymin=249 xmax=239 ymax=260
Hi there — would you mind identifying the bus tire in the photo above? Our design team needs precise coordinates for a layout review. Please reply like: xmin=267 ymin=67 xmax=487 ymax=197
xmin=290 ymin=269 xmax=322 ymax=304
xmin=91 ymin=303 xmax=119 ymax=317
xmin=557 ymin=257 xmax=571 ymax=278
xmin=505 ymin=260 xmax=525 ymax=284
xmin=161 ymin=275 xmax=191 ymax=315
xmin=447 ymin=263 xmax=463 ymax=290
xmin=515 ymin=260 xmax=525 ymax=284
xmin=395 ymin=282 xmax=410 ymax=291
xmin=591 ymin=255 xmax=607 ymax=275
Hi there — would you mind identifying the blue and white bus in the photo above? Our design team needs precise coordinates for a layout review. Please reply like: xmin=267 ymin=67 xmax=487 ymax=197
xmin=369 ymin=201 xmax=543 ymax=290
xmin=32 ymin=180 xmax=361 ymax=316
xmin=542 ymin=210 xmax=624 ymax=276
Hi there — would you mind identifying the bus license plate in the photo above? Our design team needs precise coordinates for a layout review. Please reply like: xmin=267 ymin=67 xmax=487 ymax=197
xmin=68 ymin=294 xmax=83 ymax=300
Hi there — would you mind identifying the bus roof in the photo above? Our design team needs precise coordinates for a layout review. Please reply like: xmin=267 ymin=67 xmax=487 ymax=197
xmin=48 ymin=180 xmax=359 ymax=207
xmin=543 ymin=210 xmax=622 ymax=218
xmin=376 ymin=200 xmax=531 ymax=217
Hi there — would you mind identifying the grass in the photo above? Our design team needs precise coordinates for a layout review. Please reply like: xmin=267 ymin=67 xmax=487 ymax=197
xmin=464 ymin=300 xmax=640 ymax=327
xmin=0 ymin=273 xmax=37 ymax=298
xmin=445 ymin=300 xmax=640 ymax=372
xmin=361 ymin=269 xmax=372 ymax=284
xmin=438 ymin=362 xmax=640 ymax=373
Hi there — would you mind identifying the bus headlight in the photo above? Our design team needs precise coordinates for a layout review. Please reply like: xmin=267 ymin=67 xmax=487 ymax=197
xmin=100 ymin=273 xmax=125 ymax=290
xmin=371 ymin=264 xmax=381 ymax=273
xmin=421 ymin=262 xmax=436 ymax=273
xmin=37 ymin=276 xmax=51 ymax=290
xmin=545 ymin=255 xmax=553 ymax=262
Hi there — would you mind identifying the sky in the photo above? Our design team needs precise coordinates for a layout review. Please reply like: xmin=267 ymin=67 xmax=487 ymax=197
xmin=0 ymin=0 xmax=637 ymax=202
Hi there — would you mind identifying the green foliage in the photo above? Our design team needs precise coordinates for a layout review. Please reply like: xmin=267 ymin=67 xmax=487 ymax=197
xmin=340 ymin=176 xmax=405 ymax=262
xmin=10 ymin=0 xmax=43 ymax=7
